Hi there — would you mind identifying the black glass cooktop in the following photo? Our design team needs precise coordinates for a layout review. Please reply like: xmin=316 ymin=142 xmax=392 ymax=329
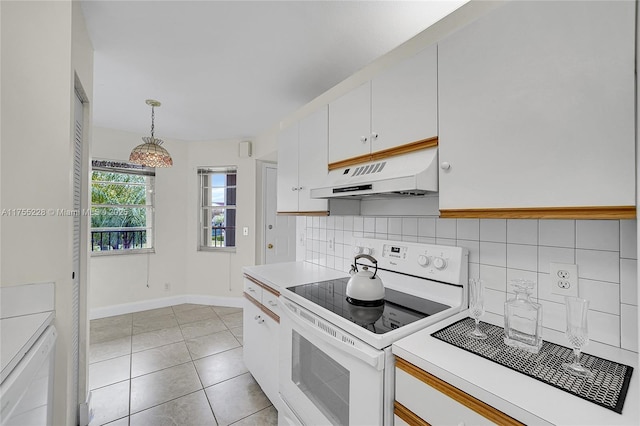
xmin=287 ymin=277 xmax=451 ymax=334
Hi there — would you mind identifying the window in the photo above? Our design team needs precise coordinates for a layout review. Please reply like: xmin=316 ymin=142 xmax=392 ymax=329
xmin=198 ymin=167 xmax=237 ymax=251
xmin=91 ymin=160 xmax=155 ymax=254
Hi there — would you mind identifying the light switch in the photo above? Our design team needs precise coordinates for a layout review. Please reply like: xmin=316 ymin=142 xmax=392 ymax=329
xmin=243 ymin=227 xmax=249 ymax=236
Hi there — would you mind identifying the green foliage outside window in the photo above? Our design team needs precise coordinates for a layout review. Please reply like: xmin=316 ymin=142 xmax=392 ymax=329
xmin=91 ymin=168 xmax=153 ymax=252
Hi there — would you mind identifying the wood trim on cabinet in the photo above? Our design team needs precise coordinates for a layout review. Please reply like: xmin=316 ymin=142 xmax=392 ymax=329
xmin=439 ymin=205 xmax=636 ymax=219
xmin=370 ymin=136 xmax=438 ymax=162
xmin=394 ymin=401 xmax=431 ymax=426
xmin=395 ymin=357 xmax=524 ymax=426
xmin=244 ymin=274 xmax=280 ymax=297
xmin=328 ymin=153 xmax=375 ymax=171
xmin=243 ymin=292 xmax=280 ymax=324
xmin=327 ymin=137 xmax=438 ymax=171
xmin=243 ymin=292 xmax=262 ymax=309
xmin=277 ymin=211 xmax=329 ymax=216
xmin=261 ymin=305 xmax=280 ymax=324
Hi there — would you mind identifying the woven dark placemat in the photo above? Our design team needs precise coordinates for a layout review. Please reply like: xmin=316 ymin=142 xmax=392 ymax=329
xmin=431 ymin=317 xmax=634 ymax=414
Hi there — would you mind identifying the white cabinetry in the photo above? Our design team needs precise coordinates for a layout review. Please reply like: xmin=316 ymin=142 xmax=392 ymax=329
xmin=371 ymin=43 xmax=437 ymax=154
xmin=328 ymin=44 xmax=438 ymax=166
xmin=438 ymin=0 xmax=635 ymax=217
xmin=243 ymin=276 xmax=280 ymax=406
xmin=328 ymin=82 xmax=370 ymax=164
xmin=277 ymin=106 xmax=329 ymax=214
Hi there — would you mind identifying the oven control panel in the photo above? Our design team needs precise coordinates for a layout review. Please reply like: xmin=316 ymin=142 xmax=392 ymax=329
xmin=382 ymin=244 xmax=408 ymax=260
xmin=353 ymin=238 xmax=468 ymax=285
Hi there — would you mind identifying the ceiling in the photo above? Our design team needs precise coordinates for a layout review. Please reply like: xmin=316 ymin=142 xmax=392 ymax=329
xmin=81 ymin=1 xmax=468 ymax=142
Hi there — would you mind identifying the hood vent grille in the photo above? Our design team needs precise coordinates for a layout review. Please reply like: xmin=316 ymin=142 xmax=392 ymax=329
xmin=352 ymin=161 xmax=386 ymax=177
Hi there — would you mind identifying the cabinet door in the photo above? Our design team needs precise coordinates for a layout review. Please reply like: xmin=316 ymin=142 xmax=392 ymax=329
xmin=298 ymin=106 xmax=329 ymax=212
xmin=371 ymin=44 xmax=438 ymax=153
xmin=328 ymin=81 xmax=371 ymax=164
xmin=242 ymin=299 xmax=279 ymax=404
xmin=243 ymin=299 xmax=264 ymax=380
xmin=276 ymin=123 xmax=300 ymax=212
xmin=438 ymin=0 xmax=635 ymax=212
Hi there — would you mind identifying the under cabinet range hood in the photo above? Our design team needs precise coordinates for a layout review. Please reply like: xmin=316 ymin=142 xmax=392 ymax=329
xmin=311 ymin=147 xmax=438 ymax=199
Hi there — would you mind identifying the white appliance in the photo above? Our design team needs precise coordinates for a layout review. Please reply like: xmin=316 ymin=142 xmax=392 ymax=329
xmin=0 ymin=283 xmax=56 ymax=426
xmin=310 ymin=147 xmax=438 ymax=199
xmin=278 ymin=238 xmax=468 ymax=425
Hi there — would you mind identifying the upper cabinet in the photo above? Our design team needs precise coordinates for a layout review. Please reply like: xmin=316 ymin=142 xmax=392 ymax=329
xmin=277 ymin=106 xmax=330 ymax=215
xmin=438 ymin=0 xmax=636 ymax=218
xmin=328 ymin=44 xmax=438 ymax=168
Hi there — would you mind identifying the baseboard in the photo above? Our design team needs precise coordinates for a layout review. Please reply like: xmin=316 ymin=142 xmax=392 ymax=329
xmin=89 ymin=294 xmax=243 ymax=319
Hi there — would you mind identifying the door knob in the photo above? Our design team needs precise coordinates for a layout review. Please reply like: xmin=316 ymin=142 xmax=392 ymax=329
xmin=267 ymin=243 xmax=274 ymax=249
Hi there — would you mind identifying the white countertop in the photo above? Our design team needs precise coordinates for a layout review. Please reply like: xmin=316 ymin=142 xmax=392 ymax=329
xmin=243 ymin=261 xmax=349 ymax=291
xmin=392 ymin=310 xmax=639 ymax=426
xmin=0 ymin=311 xmax=55 ymax=383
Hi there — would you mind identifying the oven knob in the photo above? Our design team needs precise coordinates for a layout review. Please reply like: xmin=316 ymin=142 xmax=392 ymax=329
xmin=433 ymin=257 xmax=447 ymax=270
xmin=354 ymin=246 xmax=363 ymax=254
xmin=417 ymin=255 xmax=429 ymax=267
xmin=362 ymin=247 xmax=372 ymax=255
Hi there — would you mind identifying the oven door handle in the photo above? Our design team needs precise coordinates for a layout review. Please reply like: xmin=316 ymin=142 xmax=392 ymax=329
xmin=281 ymin=299 xmax=384 ymax=370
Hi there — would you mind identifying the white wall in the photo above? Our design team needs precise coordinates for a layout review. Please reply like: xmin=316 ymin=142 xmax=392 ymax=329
xmin=90 ymin=127 xmax=189 ymax=313
xmin=185 ymin=139 xmax=256 ymax=298
xmin=1 ymin=1 xmax=94 ymax=424
xmin=89 ymin=126 xmax=280 ymax=314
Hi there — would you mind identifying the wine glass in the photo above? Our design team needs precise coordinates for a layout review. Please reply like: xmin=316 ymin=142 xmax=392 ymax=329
xmin=562 ymin=297 xmax=593 ymax=378
xmin=467 ymin=278 xmax=487 ymax=339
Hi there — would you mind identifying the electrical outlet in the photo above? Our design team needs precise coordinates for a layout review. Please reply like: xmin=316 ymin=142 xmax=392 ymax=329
xmin=549 ymin=263 xmax=578 ymax=297
xmin=164 ymin=282 xmax=171 ymax=292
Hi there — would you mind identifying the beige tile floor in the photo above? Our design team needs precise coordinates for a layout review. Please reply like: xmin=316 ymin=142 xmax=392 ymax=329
xmin=88 ymin=304 xmax=277 ymax=426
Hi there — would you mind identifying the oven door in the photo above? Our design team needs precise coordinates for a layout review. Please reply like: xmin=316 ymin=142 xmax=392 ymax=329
xmin=279 ymin=297 xmax=385 ymax=426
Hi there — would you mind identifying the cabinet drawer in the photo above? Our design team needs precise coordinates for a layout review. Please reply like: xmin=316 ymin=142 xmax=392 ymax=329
xmin=262 ymin=290 xmax=280 ymax=316
xmin=395 ymin=357 xmax=525 ymax=426
xmin=396 ymin=368 xmax=495 ymax=425
xmin=244 ymin=279 xmax=263 ymax=303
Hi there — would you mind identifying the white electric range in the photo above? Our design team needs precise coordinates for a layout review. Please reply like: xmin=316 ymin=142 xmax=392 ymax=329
xmin=277 ymin=237 xmax=468 ymax=426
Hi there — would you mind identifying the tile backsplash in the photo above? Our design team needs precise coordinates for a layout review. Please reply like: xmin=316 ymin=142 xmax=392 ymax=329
xmin=298 ymin=216 xmax=638 ymax=353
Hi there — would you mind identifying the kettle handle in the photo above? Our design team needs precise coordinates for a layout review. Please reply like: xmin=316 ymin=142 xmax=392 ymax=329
xmin=353 ymin=254 xmax=378 ymax=279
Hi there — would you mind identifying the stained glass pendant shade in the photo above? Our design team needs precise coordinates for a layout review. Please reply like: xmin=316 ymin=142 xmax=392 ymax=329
xmin=129 ymin=99 xmax=173 ymax=167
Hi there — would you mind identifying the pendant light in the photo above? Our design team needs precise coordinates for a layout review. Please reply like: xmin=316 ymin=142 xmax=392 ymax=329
xmin=129 ymin=99 xmax=173 ymax=167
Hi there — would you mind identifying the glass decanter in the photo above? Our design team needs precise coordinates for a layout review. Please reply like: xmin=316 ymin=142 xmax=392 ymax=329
xmin=504 ymin=279 xmax=543 ymax=353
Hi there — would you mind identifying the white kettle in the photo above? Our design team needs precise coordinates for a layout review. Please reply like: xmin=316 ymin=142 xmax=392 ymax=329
xmin=346 ymin=254 xmax=385 ymax=306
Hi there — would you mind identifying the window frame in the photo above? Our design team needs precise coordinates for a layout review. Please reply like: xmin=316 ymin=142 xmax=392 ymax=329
xmin=90 ymin=159 xmax=156 ymax=256
xmin=198 ymin=166 xmax=238 ymax=252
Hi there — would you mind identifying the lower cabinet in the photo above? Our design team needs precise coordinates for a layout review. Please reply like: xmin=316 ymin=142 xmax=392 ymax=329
xmin=243 ymin=277 xmax=280 ymax=407
xmin=394 ymin=357 xmax=524 ymax=426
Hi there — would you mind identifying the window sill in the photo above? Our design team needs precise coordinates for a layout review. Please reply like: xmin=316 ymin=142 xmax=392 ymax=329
xmin=198 ymin=247 xmax=236 ymax=253
xmin=91 ymin=248 xmax=155 ymax=257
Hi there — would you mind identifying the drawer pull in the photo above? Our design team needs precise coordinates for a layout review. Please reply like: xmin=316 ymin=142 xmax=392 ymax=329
xmin=268 ymin=300 xmax=277 ymax=307
xmin=254 ymin=315 xmax=264 ymax=324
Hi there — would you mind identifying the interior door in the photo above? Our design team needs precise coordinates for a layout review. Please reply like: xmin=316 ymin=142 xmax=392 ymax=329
xmin=264 ymin=164 xmax=296 ymax=264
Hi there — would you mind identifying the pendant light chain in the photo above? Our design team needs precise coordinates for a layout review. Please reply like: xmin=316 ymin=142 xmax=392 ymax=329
xmin=150 ymin=105 xmax=155 ymax=140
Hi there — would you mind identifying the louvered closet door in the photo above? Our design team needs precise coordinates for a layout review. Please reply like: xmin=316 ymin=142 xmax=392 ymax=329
xmin=72 ymin=92 xmax=83 ymax=419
